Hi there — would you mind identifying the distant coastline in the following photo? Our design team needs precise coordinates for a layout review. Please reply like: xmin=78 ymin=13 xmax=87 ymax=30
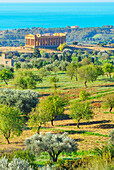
xmin=0 ymin=2 xmax=114 ymax=30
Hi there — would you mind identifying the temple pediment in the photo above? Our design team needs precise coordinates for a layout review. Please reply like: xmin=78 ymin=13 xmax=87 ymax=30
xmin=25 ymin=34 xmax=35 ymax=39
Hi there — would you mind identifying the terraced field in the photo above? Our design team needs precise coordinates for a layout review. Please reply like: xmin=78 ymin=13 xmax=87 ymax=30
xmin=0 ymin=72 xmax=113 ymax=155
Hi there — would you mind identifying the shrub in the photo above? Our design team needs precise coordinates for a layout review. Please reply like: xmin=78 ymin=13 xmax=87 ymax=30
xmin=93 ymin=145 xmax=114 ymax=158
xmin=79 ymin=90 xmax=90 ymax=101
xmin=93 ymin=129 xmax=114 ymax=159
xmin=56 ymin=154 xmax=113 ymax=170
xmin=109 ymin=129 xmax=114 ymax=146
xmin=0 ymin=149 xmax=36 ymax=168
xmin=0 ymin=157 xmax=9 ymax=169
xmin=0 ymin=157 xmax=33 ymax=170
xmin=79 ymin=154 xmax=113 ymax=170
xmin=57 ymin=43 xmax=67 ymax=51
xmin=56 ymin=156 xmax=93 ymax=170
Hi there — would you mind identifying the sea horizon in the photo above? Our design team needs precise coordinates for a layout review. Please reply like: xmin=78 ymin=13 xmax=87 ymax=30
xmin=0 ymin=2 xmax=114 ymax=30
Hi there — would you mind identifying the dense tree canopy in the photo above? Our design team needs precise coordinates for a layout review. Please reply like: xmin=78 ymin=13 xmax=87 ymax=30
xmin=33 ymin=48 xmax=41 ymax=58
xmin=30 ymin=58 xmax=47 ymax=69
xmin=0 ymin=89 xmax=40 ymax=117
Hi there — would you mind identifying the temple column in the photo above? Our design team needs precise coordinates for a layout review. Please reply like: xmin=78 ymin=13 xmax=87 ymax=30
xmin=47 ymin=38 xmax=49 ymax=45
xmin=42 ymin=39 xmax=43 ymax=46
xmin=52 ymin=38 xmax=54 ymax=46
xmin=26 ymin=39 xmax=28 ymax=45
xmin=40 ymin=39 xmax=42 ymax=46
xmin=56 ymin=38 xmax=57 ymax=45
xmin=57 ymin=38 xmax=58 ymax=45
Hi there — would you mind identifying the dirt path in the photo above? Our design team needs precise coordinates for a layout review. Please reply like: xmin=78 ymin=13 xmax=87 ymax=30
xmin=0 ymin=47 xmax=61 ymax=53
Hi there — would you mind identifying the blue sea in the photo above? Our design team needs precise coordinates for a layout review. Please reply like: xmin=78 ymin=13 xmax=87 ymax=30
xmin=0 ymin=3 xmax=114 ymax=30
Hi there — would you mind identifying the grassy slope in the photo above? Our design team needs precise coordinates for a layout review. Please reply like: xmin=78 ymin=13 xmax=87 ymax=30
xmin=0 ymin=71 xmax=114 ymax=164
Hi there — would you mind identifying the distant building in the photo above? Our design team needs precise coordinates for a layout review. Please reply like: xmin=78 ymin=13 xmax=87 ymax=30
xmin=66 ymin=26 xmax=70 ymax=28
xmin=0 ymin=53 xmax=14 ymax=67
xmin=71 ymin=26 xmax=80 ymax=29
xmin=25 ymin=33 xmax=66 ymax=48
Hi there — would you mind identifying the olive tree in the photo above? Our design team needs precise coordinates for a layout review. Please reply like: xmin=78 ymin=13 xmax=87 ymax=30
xmin=0 ymin=89 xmax=40 ymax=117
xmin=104 ymin=94 xmax=114 ymax=113
xmin=14 ymin=62 xmax=21 ymax=70
xmin=66 ymin=63 xmax=75 ymax=80
xmin=78 ymin=65 xmax=98 ymax=88
xmin=50 ymin=76 xmax=59 ymax=90
xmin=58 ymin=60 xmax=69 ymax=71
xmin=0 ymin=105 xmax=24 ymax=144
xmin=103 ymin=63 xmax=113 ymax=79
xmin=14 ymin=70 xmax=42 ymax=89
xmin=25 ymin=132 xmax=78 ymax=162
xmin=66 ymin=62 xmax=79 ymax=81
xmin=33 ymin=48 xmax=41 ymax=58
xmin=21 ymin=62 xmax=33 ymax=69
xmin=79 ymin=90 xmax=90 ymax=101
xmin=70 ymin=102 xmax=94 ymax=128
xmin=30 ymin=58 xmax=46 ymax=69
xmin=38 ymin=67 xmax=50 ymax=79
xmin=0 ymin=68 xmax=13 ymax=85
xmin=28 ymin=104 xmax=51 ymax=134
xmin=38 ymin=95 xmax=68 ymax=126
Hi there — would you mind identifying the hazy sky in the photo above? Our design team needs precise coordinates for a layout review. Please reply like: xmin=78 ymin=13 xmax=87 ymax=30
xmin=0 ymin=0 xmax=114 ymax=2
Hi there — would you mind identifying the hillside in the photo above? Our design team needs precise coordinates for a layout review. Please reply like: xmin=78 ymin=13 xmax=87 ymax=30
xmin=0 ymin=25 xmax=114 ymax=47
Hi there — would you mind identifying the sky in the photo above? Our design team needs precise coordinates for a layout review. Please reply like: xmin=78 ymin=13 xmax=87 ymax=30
xmin=0 ymin=0 xmax=114 ymax=2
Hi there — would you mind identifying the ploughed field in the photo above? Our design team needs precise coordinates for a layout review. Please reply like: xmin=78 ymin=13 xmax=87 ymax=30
xmin=0 ymin=71 xmax=114 ymax=153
